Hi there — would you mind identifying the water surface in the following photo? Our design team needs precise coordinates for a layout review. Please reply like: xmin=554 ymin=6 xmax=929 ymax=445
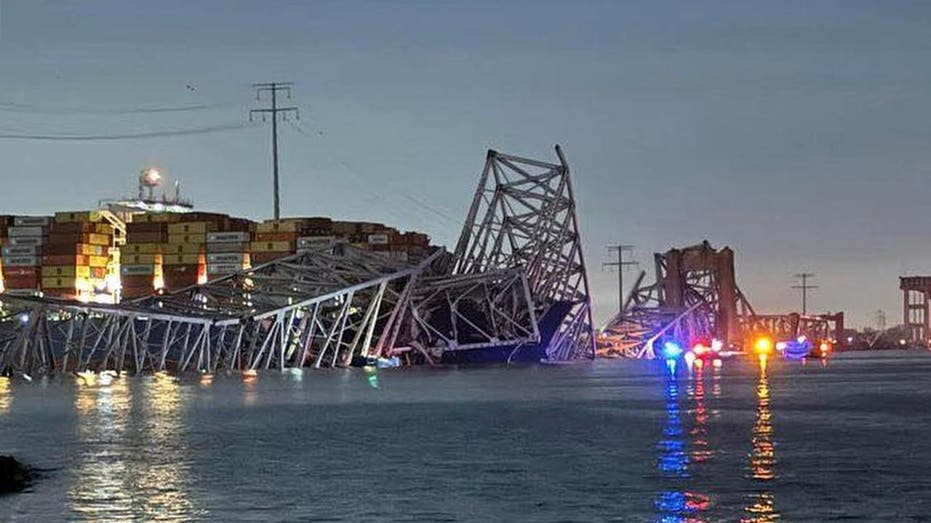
xmin=1 ymin=351 xmax=929 ymax=521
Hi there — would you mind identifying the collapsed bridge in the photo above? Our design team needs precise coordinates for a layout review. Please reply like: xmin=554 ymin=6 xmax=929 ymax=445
xmin=598 ymin=241 xmax=844 ymax=358
xmin=0 ymin=146 xmax=595 ymax=376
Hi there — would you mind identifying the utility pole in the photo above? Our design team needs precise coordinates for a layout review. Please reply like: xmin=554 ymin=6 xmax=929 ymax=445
xmin=792 ymin=273 xmax=818 ymax=315
xmin=875 ymin=309 xmax=887 ymax=331
xmin=250 ymin=82 xmax=299 ymax=220
xmin=603 ymin=245 xmax=638 ymax=313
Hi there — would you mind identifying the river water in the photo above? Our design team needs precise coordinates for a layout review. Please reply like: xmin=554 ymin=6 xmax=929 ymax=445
xmin=0 ymin=351 xmax=929 ymax=522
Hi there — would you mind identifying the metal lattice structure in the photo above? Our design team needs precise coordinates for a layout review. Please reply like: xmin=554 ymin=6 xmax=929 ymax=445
xmin=451 ymin=146 xmax=595 ymax=360
xmin=599 ymin=241 xmax=845 ymax=358
xmin=0 ymin=144 xmax=592 ymax=376
xmin=599 ymin=242 xmax=755 ymax=358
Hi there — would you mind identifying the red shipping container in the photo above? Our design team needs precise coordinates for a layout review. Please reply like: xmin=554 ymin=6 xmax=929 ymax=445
xmin=47 ymin=232 xmax=109 ymax=245
xmin=2 ymin=266 xmax=39 ymax=277
xmin=126 ymin=222 xmax=167 ymax=233
xmin=50 ymin=222 xmax=112 ymax=234
xmin=43 ymin=243 xmax=105 ymax=256
xmin=42 ymin=289 xmax=78 ymax=300
xmin=2 ymin=275 xmax=40 ymax=288
xmin=42 ymin=254 xmax=90 ymax=266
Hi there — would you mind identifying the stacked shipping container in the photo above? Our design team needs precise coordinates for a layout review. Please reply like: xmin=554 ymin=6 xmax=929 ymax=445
xmin=1 ymin=209 xmax=432 ymax=300
xmin=2 ymin=216 xmax=52 ymax=294
xmin=121 ymin=216 xmax=169 ymax=299
xmin=42 ymin=212 xmax=112 ymax=300
xmin=206 ymin=231 xmax=251 ymax=278
xmin=123 ymin=212 xmax=254 ymax=294
xmin=0 ymin=216 xmax=9 ymax=292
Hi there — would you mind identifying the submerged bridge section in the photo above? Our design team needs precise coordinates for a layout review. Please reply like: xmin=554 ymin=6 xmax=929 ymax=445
xmin=0 ymin=145 xmax=594 ymax=376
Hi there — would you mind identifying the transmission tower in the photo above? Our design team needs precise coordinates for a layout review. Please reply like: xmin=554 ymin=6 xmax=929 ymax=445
xmin=603 ymin=244 xmax=638 ymax=314
xmin=250 ymin=82 xmax=299 ymax=220
xmin=792 ymin=273 xmax=818 ymax=315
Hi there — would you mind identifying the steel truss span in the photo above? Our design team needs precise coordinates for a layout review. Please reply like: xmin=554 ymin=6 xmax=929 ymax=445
xmin=451 ymin=147 xmax=595 ymax=360
xmin=0 ymin=145 xmax=593 ymax=376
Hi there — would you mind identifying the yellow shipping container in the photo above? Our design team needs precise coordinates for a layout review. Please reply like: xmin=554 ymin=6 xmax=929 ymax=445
xmin=256 ymin=220 xmax=302 ymax=233
xmin=88 ymin=255 xmax=109 ymax=267
xmin=72 ymin=244 xmax=105 ymax=256
xmin=161 ymin=243 xmax=203 ymax=254
xmin=42 ymin=265 xmax=91 ymax=278
xmin=122 ymin=253 xmax=162 ymax=265
xmin=251 ymin=241 xmax=293 ymax=253
xmin=163 ymin=254 xmax=202 ymax=265
xmin=87 ymin=233 xmax=110 ymax=246
xmin=54 ymin=210 xmax=102 ymax=223
xmin=167 ymin=233 xmax=206 ymax=244
xmin=122 ymin=243 xmax=160 ymax=254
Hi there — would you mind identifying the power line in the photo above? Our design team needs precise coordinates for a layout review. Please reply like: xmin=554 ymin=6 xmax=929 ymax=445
xmin=0 ymin=100 xmax=241 ymax=115
xmin=285 ymin=119 xmax=458 ymax=227
xmin=0 ymin=122 xmax=257 ymax=141
xmin=792 ymin=273 xmax=818 ymax=315
xmin=250 ymin=82 xmax=299 ymax=221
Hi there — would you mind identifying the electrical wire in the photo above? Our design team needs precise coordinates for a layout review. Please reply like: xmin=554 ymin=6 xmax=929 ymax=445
xmin=0 ymin=100 xmax=241 ymax=115
xmin=286 ymin=119 xmax=458 ymax=226
xmin=0 ymin=122 xmax=258 ymax=141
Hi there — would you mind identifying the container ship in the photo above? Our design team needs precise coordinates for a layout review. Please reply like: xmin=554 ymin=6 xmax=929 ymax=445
xmin=0 ymin=168 xmax=434 ymax=305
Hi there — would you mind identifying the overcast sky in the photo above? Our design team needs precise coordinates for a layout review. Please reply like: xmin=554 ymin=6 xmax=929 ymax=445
xmin=1 ymin=0 xmax=930 ymax=328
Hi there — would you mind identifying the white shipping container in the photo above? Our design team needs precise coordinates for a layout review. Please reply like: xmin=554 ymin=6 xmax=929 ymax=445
xmin=206 ymin=253 xmax=248 ymax=264
xmin=2 ymin=255 xmax=40 ymax=267
xmin=297 ymin=236 xmax=335 ymax=248
xmin=121 ymin=265 xmax=156 ymax=276
xmin=7 ymin=226 xmax=46 ymax=237
xmin=2 ymin=245 xmax=41 ymax=256
xmin=367 ymin=233 xmax=389 ymax=245
xmin=207 ymin=231 xmax=251 ymax=243
xmin=206 ymin=263 xmax=244 ymax=274
xmin=7 ymin=236 xmax=44 ymax=246
xmin=13 ymin=216 xmax=52 ymax=226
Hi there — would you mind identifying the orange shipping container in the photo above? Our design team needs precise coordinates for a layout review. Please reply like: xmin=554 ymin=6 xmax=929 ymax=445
xmin=254 ymin=232 xmax=298 ymax=242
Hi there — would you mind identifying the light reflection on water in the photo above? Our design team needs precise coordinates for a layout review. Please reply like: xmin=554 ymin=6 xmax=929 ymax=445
xmin=68 ymin=373 xmax=200 ymax=522
xmin=1 ymin=355 xmax=928 ymax=521
xmin=71 ymin=374 xmax=133 ymax=520
xmin=743 ymin=356 xmax=779 ymax=523
xmin=0 ymin=376 xmax=12 ymax=414
xmin=654 ymin=362 xmax=712 ymax=522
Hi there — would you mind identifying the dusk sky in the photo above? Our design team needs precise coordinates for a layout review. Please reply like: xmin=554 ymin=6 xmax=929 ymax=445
xmin=1 ymin=1 xmax=930 ymax=328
